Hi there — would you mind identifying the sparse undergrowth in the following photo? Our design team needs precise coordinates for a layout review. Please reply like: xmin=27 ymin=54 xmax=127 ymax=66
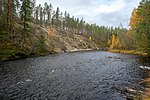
xmin=0 ymin=40 xmax=27 ymax=61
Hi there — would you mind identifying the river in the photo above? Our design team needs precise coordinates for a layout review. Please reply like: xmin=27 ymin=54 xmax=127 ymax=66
xmin=0 ymin=51 xmax=150 ymax=100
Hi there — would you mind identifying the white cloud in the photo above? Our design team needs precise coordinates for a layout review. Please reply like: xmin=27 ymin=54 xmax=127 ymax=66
xmin=95 ymin=0 xmax=126 ymax=13
xmin=36 ymin=0 xmax=140 ymax=27
xmin=73 ymin=0 xmax=126 ymax=18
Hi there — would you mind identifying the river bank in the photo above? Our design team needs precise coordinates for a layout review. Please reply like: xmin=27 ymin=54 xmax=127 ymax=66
xmin=141 ymin=78 xmax=150 ymax=100
xmin=109 ymin=49 xmax=148 ymax=56
xmin=0 ymin=26 xmax=99 ymax=62
xmin=109 ymin=49 xmax=150 ymax=100
xmin=0 ymin=49 xmax=98 ymax=62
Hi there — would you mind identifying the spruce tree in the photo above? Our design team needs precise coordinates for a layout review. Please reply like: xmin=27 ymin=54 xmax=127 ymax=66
xmin=136 ymin=0 xmax=150 ymax=54
xmin=47 ymin=3 xmax=53 ymax=25
xmin=20 ymin=0 xmax=32 ymax=46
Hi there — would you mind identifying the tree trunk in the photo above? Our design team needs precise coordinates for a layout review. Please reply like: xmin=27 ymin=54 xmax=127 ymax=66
xmin=7 ymin=0 xmax=9 ymax=24
xmin=0 ymin=0 xmax=2 ymax=15
xmin=9 ymin=0 xmax=13 ymax=36
xmin=44 ymin=14 xmax=45 ymax=24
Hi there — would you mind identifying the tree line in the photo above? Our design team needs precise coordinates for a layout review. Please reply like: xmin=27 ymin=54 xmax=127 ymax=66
xmin=128 ymin=0 xmax=150 ymax=54
xmin=0 ymin=0 xmax=128 ymax=49
xmin=1 ymin=0 xmax=148 ymax=56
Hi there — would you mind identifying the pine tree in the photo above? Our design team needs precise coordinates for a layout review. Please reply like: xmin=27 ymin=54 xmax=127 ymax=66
xmin=35 ymin=6 xmax=39 ymax=24
xmin=63 ymin=11 xmax=67 ymax=30
xmin=47 ymin=3 xmax=53 ymax=25
xmin=1 ymin=0 xmax=15 ymax=36
xmin=51 ymin=11 xmax=55 ymax=26
xmin=20 ymin=0 xmax=32 ymax=46
xmin=55 ymin=7 xmax=60 ymax=28
xmin=76 ymin=18 xmax=79 ymax=33
xmin=66 ymin=13 xmax=70 ymax=30
xmin=60 ymin=12 xmax=63 ymax=30
xmin=79 ymin=18 xmax=84 ymax=34
xmin=39 ymin=4 xmax=43 ymax=26
xmin=8 ymin=0 xmax=13 ymax=35
xmin=43 ymin=2 xmax=48 ymax=24
xmin=31 ymin=0 xmax=36 ymax=23
xmin=13 ymin=0 xmax=20 ymax=19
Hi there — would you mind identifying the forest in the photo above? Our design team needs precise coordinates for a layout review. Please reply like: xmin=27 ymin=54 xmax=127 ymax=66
xmin=1 ymin=0 xmax=150 ymax=99
xmin=0 ymin=0 xmax=150 ymax=61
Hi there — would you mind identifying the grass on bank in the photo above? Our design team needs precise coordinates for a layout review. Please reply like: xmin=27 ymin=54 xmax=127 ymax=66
xmin=109 ymin=49 xmax=148 ymax=56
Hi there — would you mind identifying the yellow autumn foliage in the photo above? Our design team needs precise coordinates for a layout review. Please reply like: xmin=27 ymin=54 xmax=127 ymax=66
xmin=89 ymin=36 xmax=92 ymax=41
xmin=109 ymin=34 xmax=119 ymax=49
xmin=107 ymin=39 xmax=111 ymax=46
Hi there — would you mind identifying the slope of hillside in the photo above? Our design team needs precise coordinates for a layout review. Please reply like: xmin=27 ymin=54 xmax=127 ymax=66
xmin=43 ymin=26 xmax=99 ymax=52
xmin=0 ymin=25 xmax=100 ymax=61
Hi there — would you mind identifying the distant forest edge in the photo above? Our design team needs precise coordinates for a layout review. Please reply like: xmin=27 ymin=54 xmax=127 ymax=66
xmin=0 ymin=0 xmax=150 ymax=61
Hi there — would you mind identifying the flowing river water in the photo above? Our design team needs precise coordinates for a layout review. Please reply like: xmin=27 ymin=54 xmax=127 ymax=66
xmin=0 ymin=51 xmax=150 ymax=100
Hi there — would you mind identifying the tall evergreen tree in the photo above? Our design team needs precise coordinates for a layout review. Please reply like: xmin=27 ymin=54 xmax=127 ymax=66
xmin=49 ymin=4 xmax=53 ymax=20
xmin=8 ymin=0 xmax=13 ymax=35
xmin=13 ymin=0 xmax=20 ymax=19
xmin=43 ymin=2 xmax=48 ymax=24
xmin=47 ymin=3 xmax=52 ymax=25
xmin=35 ymin=6 xmax=39 ymax=24
xmin=63 ymin=11 xmax=67 ymax=30
xmin=51 ymin=11 xmax=55 ymax=26
xmin=136 ymin=0 xmax=150 ymax=54
xmin=31 ymin=0 xmax=36 ymax=22
xmin=39 ymin=5 xmax=43 ymax=26
xmin=55 ymin=7 xmax=60 ymax=28
xmin=20 ymin=0 xmax=32 ymax=45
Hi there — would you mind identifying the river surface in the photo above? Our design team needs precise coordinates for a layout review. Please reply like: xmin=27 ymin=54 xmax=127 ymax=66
xmin=0 ymin=51 xmax=150 ymax=100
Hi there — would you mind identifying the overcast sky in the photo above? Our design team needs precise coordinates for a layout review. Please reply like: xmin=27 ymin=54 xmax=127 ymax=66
xmin=36 ymin=0 xmax=140 ymax=28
